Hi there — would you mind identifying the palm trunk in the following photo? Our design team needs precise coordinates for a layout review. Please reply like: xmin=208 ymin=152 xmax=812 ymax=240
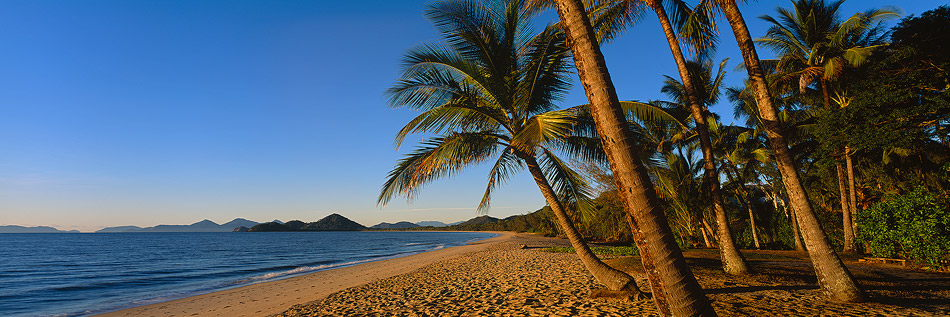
xmin=719 ymin=0 xmax=866 ymax=302
xmin=551 ymin=0 xmax=716 ymax=315
xmin=746 ymin=197 xmax=762 ymax=250
xmin=650 ymin=1 xmax=749 ymax=275
xmin=519 ymin=154 xmax=641 ymax=292
xmin=625 ymin=214 xmax=673 ymax=316
xmin=837 ymin=163 xmax=855 ymax=252
xmin=845 ymin=147 xmax=859 ymax=252
xmin=725 ymin=167 xmax=761 ymax=250
xmin=702 ymin=218 xmax=718 ymax=248
xmin=790 ymin=204 xmax=805 ymax=251
xmin=824 ymin=81 xmax=855 ymax=253
xmin=700 ymin=225 xmax=713 ymax=248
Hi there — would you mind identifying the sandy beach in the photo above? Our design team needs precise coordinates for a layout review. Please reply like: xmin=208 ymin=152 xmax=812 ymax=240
xmin=101 ymin=232 xmax=950 ymax=316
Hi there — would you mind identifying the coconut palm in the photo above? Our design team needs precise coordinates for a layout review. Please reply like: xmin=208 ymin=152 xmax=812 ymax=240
xmin=534 ymin=0 xmax=716 ymax=315
xmin=658 ymin=57 xmax=751 ymax=273
xmin=757 ymin=0 xmax=898 ymax=253
xmin=713 ymin=125 xmax=771 ymax=249
xmin=378 ymin=0 xmax=643 ymax=294
xmin=704 ymin=0 xmax=868 ymax=302
xmin=542 ymin=0 xmax=750 ymax=275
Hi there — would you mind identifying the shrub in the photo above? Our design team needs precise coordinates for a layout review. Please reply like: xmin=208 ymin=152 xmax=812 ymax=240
xmin=856 ymin=188 xmax=950 ymax=267
xmin=538 ymin=246 xmax=640 ymax=256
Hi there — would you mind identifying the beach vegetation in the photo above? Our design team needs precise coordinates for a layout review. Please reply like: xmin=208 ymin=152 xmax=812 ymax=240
xmin=539 ymin=246 xmax=640 ymax=256
xmin=857 ymin=188 xmax=950 ymax=268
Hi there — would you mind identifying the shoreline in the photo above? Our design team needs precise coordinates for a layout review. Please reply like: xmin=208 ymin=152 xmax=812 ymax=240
xmin=97 ymin=231 xmax=513 ymax=317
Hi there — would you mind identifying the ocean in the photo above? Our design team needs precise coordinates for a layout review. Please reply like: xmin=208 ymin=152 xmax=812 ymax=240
xmin=0 ymin=231 xmax=497 ymax=317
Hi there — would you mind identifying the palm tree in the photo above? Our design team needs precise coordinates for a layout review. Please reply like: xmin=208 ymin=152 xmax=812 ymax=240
xmin=709 ymin=0 xmax=867 ymax=302
xmin=537 ymin=0 xmax=716 ymax=315
xmin=379 ymin=0 xmax=643 ymax=294
xmin=714 ymin=125 xmax=771 ymax=249
xmin=652 ymin=147 xmax=706 ymax=247
xmin=658 ymin=57 xmax=750 ymax=274
xmin=757 ymin=0 xmax=898 ymax=253
xmin=538 ymin=0 xmax=750 ymax=275
xmin=726 ymin=67 xmax=813 ymax=252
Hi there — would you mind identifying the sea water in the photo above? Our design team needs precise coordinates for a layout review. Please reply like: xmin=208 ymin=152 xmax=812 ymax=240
xmin=0 ymin=231 xmax=496 ymax=317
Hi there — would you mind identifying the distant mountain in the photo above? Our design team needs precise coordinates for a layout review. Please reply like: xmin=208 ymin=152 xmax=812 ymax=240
xmin=221 ymin=218 xmax=259 ymax=229
xmin=304 ymin=214 xmax=366 ymax=231
xmin=95 ymin=225 xmax=143 ymax=233
xmin=371 ymin=221 xmax=421 ymax=229
xmin=415 ymin=221 xmax=448 ymax=227
xmin=0 ymin=225 xmax=80 ymax=233
xmin=248 ymin=214 xmax=366 ymax=232
xmin=456 ymin=215 xmax=500 ymax=226
xmin=95 ymin=218 xmax=261 ymax=233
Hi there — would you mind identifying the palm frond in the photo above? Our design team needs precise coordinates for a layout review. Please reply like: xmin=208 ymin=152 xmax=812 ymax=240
xmin=478 ymin=149 xmax=525 ymax=212
xmin=379 ymin=132 xmax=502 ymax=206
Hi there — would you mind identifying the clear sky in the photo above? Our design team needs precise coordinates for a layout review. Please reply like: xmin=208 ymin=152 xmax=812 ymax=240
xmin=0 ymin=0 xmax=942 ymax=232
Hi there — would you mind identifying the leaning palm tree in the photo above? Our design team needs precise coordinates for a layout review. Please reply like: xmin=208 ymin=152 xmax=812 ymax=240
xmin=538 ymin=0 xmax=750 ymax=275
xmin=658 ymin=57 xmax=750 ymax=274
xmin=757 ymin=0 xmax=898 ymax=253
xmin=697 ymin=0 xmax=868 ymax=302
xmin=378 ymin=0 xmax=643 ymax=294
xmin=531 ymin=0 xmax=716 ymax=315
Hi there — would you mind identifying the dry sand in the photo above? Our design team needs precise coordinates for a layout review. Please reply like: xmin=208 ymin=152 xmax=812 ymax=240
xmin=101 ymin=232 xmax=950 ymax=317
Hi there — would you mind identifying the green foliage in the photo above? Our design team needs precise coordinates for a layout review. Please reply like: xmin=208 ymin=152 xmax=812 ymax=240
xmin=538 ymin=246 xmax=640 ymax=256
xmin=856 ymin=188 xmax=950 ymax=267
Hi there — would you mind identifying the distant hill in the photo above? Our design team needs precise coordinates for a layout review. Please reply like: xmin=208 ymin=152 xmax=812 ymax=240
xmin=371 ymin=221 xmax=421 ymax=229
xmin=415 ymin=221 xmax=448 ymax=227
xmin=248 ymin=214 xmax=366 ymax=232
xmin=439 ymin=208 xmax=559 ymax=235
xmin=95 ymin=225 xmax=144 ymax=233
xmin=96 ymin=218 xmax=261 ymax=233
xmin=456 ymin=215 xmax=500 ymax=226
xmin=0 ymin=225 xmax=80 ymax=233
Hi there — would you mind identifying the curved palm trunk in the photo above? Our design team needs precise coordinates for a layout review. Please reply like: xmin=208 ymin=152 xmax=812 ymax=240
xmin=837 ymin=163 xmax=855 ymax=252
xmin=520 ymin=154 xmax=642 ymax=293
xmin=551 ymin=0 xmax=716 ymax=315
xmin=650 ymin=1 xmax=749 ymax=275
xmin=718 ymin=0 xmax=866 ymax=302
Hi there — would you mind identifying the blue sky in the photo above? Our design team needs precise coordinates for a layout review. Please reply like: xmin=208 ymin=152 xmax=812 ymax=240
xmin=0 ymin=0 xmax=942 ymax=232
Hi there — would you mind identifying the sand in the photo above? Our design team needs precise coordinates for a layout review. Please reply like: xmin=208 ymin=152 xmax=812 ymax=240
xmin=100 ymin=232 xmax=950 ymax=317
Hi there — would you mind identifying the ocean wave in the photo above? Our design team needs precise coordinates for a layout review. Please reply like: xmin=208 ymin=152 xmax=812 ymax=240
xmin=230 ymin=259 xmax=373 ymax=285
